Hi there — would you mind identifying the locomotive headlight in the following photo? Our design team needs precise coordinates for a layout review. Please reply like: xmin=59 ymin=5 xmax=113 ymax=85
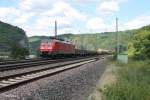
xmin=48 ymin=47 xmax=52 ymax=49
xmin=40 ymin=47 xmax=45 ymax=49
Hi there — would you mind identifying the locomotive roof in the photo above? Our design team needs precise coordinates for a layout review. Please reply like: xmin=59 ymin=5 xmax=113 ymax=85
xmin=39 ymin=37 xmax=73 ymax=44
xmin=49 ymin=37 xmax=64 ymax=41
xmin=49 ymin=36 xmax=73 ymax=44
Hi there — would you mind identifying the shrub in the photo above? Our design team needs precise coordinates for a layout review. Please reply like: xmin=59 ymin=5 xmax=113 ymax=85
xmin=10 ymin=44 xmax=29 ymax=59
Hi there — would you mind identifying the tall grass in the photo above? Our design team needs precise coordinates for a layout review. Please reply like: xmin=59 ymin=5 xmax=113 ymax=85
xmin=102 ymin=60 xmax=150 ymax=100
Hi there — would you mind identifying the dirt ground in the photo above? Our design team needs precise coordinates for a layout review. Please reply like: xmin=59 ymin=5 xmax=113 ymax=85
xmin=88 ymin=63 xmax=117 ymax=100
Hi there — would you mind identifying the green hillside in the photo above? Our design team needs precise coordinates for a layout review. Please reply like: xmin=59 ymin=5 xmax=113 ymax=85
xmin=29 ymin=31 xmax=132 ymax=55
xmin=0 ymin=21 xmax=29 ymax=58
xmin=29 ymin=25 xmax=150 ymax=59
xmin=128 ymin=25 xmax=150 ymax=59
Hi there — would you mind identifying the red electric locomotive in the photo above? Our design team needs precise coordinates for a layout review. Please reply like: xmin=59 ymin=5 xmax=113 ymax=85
xmin=39 ymin=38 xmax=75 ymax=57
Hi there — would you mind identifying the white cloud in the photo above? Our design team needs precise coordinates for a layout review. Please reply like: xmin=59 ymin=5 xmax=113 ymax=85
xmin=98 ymin=1 xmax=119 ymax=15
xmin=97 ymin=0 xmax=127 ymax=15
xmin=86 ymin=17 xmax=106 ymax=30
xmin=35 ymin=16 xmax=71 ymax=31
xmin=19 ymin=0 xmax=56 ymax=11
xmin=0 ymin=7 xmax=14 ymax=16
xmin=42 ymin=1 xmax=87 ymax=21
xmin=123 ymin=15 xmax=150 ymax=30
xmin=0 ymin=0 xmax=88 ymax=36
xmin=0 ymin=7 xmax=35 ymax=29
xmin=85 ymin=15 xmax=150 ymax=33
xmin=74 ymin=0 xmax=99 ymax=4
xmin=29 ymin=1 xmax=87 ymax=36
xmin=14 ymin=12 xmax=35 ymax=24
xmin=0 ymin=7 xmax=19 ymax=23
xmin=86 ymin=17 xmax=114 ymax=32
xmin=24 ymin=2 xmax=86 ymax=21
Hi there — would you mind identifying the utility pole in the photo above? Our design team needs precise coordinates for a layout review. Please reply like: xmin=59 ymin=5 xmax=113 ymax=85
xmin=55 ymin=20 xmax=57 ymax=38
xmin=116 ymin=18 xmax=119 ymax=54
xmin=115 ymin=18 xmax=128 ymax=63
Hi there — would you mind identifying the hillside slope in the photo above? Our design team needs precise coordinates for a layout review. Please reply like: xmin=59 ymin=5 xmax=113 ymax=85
xmin=0 ymin=21 xmax=29 ymax=55
xmin=29 ymin=31 xmax=132 ymax=55
xmin=128 ymin=25 xmax=150 ymax=59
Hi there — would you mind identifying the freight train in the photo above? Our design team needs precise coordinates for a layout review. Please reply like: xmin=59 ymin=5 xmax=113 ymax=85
xmin=39 ymin=37 xmax=97 ymax=58
xmin=39 ymin=21 xmax=99 ymax=58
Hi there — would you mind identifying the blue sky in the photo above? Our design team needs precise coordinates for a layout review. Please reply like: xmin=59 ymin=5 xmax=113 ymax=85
xmin=0 ymin=0 xmax=150 ymax=36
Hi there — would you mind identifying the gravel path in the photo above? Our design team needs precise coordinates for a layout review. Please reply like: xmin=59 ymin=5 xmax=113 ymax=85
xmin=0 ymin=59 xmax=107 ymax=100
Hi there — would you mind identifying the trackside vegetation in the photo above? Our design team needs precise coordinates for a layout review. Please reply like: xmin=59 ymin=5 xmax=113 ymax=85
xmin=128 ymin=25 xmax=150 ymax=59
xmin=10 ymin=44 xmax=29 ymax=59
xmin=102 ymin=60 xmax=150 ymax=100
xmin=101 ymin=25 xmax=150 ymax=100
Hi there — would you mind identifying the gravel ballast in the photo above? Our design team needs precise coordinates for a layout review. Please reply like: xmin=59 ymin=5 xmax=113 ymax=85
xmin=0 ymin=59 xmax=107 ymax=100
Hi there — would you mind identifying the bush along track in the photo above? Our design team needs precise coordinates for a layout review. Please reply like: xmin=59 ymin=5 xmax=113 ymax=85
xmin=102 ymin=60 xmax=150 ymax=100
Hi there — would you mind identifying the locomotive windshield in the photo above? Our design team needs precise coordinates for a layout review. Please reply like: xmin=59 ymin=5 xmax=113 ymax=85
xmin=41 ymin=39 xmax=52 ymax=43
xmin=40 ymin=39 xmax=53 ymax=47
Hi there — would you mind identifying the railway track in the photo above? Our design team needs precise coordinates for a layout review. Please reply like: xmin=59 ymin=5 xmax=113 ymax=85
xmin=0 ymin=58 xmax=60 ymax=65
xmin=0 ymin=56 xmax=90 ymax=65
xmin=0 ymin=57 xmax=99 ymax=93
xmin=0 ymin=56 xmax=93 ymax=72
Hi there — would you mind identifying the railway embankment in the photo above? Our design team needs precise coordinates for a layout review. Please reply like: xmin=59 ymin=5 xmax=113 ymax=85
xmin=87 ymin=61 xmax=117 ymax=100
xmin=88 ymin=60 xmax=150 ymax=100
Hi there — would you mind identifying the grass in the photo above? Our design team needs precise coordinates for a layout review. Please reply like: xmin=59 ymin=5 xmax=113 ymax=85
xmin=102 ymin=60 xmax=150 ymax=100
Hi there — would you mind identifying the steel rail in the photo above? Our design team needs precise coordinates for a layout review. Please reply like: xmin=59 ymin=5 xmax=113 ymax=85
xmin=0 ymin=57 xmax=98 ymax=93
xmin=0 ymin=56 xmax=95 ymax=72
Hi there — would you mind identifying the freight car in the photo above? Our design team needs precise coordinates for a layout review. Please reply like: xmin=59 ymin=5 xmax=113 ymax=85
xmin=75 ymin=49 xmax=97 ymax=56
xmin=39 ymin=37 xmax=97 ymax=58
